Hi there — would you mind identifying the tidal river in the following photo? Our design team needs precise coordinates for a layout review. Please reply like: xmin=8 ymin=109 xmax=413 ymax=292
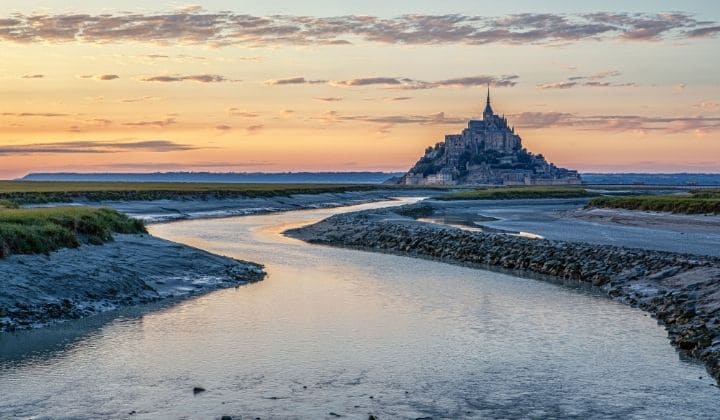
xmin=1 ymin=198 xmax=719 ymax=418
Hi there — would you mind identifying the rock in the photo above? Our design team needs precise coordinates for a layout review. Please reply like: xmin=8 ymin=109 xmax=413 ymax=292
xmin=193 ymin=387 xmax=206 ymax=394
xmin=221 ymin=416 xmax=232 ymax=420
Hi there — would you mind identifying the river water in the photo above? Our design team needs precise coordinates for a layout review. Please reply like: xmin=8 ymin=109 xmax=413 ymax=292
xmin=1 ymin=198 xmax=719 ymax=419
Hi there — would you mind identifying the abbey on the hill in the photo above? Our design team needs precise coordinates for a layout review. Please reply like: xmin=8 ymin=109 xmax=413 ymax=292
xmin=398 ymin=89 xmax=581 ymax=186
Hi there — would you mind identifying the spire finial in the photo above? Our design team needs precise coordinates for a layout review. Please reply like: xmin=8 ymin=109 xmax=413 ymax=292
xmin=483 ymin=83 xmax=494 ymax=118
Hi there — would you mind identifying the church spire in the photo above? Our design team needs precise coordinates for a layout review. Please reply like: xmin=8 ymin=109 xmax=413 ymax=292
xmin=483 ymin=84 xmax=494 ymax=118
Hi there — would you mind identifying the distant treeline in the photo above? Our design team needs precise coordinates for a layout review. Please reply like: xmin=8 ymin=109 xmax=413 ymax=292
xmin=581 ymin=173 xmax=720 ymax=186
xmin=20 ymin=172 xmax=404 ymax=184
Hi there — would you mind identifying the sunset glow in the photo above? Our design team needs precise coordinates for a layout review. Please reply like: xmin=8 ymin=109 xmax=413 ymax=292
xmin=1 ymin=0 xmax=719 ymax=178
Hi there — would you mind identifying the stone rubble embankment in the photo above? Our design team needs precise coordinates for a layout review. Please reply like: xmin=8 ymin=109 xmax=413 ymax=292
xmin=286 ymin=205 xmax=720 ymax=384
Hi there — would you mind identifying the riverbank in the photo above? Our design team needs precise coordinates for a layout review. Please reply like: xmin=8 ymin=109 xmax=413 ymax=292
xmin=31 ymin=189 xmax=441 ymax=223
xmin=0 ymin=189 xmax=437 ymax=333
xmin=567 ymin=207 xmax=720 ymax=234
xmin=0 ymin=234 xmax=265 ymax=332
xmin=286 ymin=204 xmax=720 ymax=384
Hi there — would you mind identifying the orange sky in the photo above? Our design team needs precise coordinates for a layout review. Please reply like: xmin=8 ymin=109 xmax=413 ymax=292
xmin=0 ymin=2 xmax=719 ymax=178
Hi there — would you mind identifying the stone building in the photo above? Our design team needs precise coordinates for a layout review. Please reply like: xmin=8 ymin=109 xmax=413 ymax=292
xmin=398 ymin=88 xmax=581 ymax=186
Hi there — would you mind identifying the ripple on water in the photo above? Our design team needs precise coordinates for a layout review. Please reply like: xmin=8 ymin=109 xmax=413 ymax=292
xmin=1 ymin=199 xmax=719 ymax=418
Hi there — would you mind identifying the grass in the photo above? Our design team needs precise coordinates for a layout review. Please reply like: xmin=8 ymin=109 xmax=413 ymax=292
xmin=587 ymin=193 xmax=720 ymax=215
xmin=436 ymin=186 xmax=598 ymax=201
xmin=0 ymin=181 xmax=390 ymax=204
xmin=0 ymin=207 xmax=146 ymax=258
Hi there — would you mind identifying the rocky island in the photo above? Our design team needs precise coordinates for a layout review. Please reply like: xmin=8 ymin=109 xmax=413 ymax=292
xmin=398 ymin=88 xmax=581 ymax=186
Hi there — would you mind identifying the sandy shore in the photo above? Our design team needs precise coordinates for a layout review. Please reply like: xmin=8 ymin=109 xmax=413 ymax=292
xmin=286 ymin=203 xmax=720 ymax=384
xmin=566 ymin=207 xmax=720 ymax=234
xmin=0 ymin=234 xmax=264 ymax=332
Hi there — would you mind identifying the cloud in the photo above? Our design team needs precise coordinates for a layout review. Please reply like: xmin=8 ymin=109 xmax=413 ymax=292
xmin=537 ymin=70 xmax=636 ymax=89
xmin=389 ymin=96 xmax=412 ymax=101
xmin=21 ymin=74 xmax=44 ymax=79
xmin=141 ymin=74 xmax=226 ymax=83
xmin=97 ymin=74 xmax=119 ymax=80
xmin=246 ymin=124 xmax=264 ymax=134
xmin=122 ymin=117 xmax=176 ymax=127
xmin=314 ymin=110 xmax=467 ymax=127
xmin=120 ymin=96 xmax=160 ymax=103
xmin=432 ymin=75 xmax=519 ymax=88
xmin=264 ymin=77 xmax=326 ymax=85
xmin=228 ymin=108 xmax=259 ymax=117
xmin=315 ymin=97 xmax=343 ymax=102
xmin=686 ymin=25 xmax=720 ymax=38
xmin=510 ymin=112 xmax=575 ymax=128
xmin=673 ymin=83 xmax=687 ymax=92
xmin=0 ymin=139 xmax=198 ymax=155
xmin=0 ymin=11 xmax=714 ymax=47
xmin=276 ymin=74 xmax=518 ymax=89
xmin=1 ymin=112 xmax=71 ymax=117
xmin=96 ymin=160 xmax=274 ymax=170
xmin=537 ymin=81 xmax=578 ymax=90
xmin=508 ymin=111 xmax=720 ymax=134
xmin=331 ymin=77 xmax=404 ymax=87
xmin=215 ymin=124 xmax=232 ymax=130
xmin=693 ymin=101 xmax=720 ymax=110
xmin=176 ymin=5 xmax=203 ymax=14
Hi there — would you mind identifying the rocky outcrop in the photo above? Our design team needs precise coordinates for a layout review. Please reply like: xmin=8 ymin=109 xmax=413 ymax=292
xmin=397 ymin=90 xmax=581 ymax=186
xmin=286 ymin=205 xmax=720 ymax=384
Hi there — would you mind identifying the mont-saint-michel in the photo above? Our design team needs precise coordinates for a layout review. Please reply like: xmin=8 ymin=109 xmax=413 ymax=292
xmin=399 ymin=89 xmax=581 ymax=186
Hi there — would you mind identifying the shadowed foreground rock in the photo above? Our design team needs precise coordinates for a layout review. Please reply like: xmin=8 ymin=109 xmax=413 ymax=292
xmin=0 ymin=234 xmax=265 ymax=332
xmin=286 ymin=205 xmax=720 ymax=384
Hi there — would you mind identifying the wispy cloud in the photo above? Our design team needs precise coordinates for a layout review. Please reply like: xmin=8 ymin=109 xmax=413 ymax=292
xmin=313 ymin=110 xmax=467 ymax=127
xmin=509 ymin=111 xmax=720 ymax=135
xmin=0 ymin=11 xmax=716 ymax=47
xmin=1 ymin=112 xmax=71 ymax=117
xmin=269 ymin=75 xmax=518 ymax=89
xmin=122 ymin=117 xmax=176 ymax=127
xmin=228 ymin=108 xmax=259 ymax=117
xmin=537 ymin=70 xmax=636 ymax=89
xmin=264 ymin=77 xmax=326 ymax=85
xmin=141 ymin=74 xmax=226 ymax=83
xmin=0 ymin=139 xmax=198 ymax=155
xmin=120 ymin=96 xmax=161 ymax=103
xmin=246 ymin=124 xmax=264 ymax=134
xmin=315 ymin=97 xmax=343 ymax=102
xmin=20 ymin=74 xmax=44 ymax=79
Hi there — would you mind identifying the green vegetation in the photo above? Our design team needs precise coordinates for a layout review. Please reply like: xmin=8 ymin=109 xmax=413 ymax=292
xmin=436 ymin=186 xmax=597 ymax=201
xmin=0 ymin=181 xmax=386 ymax=205
xmin=588 ymin=190 xmax=720 ymax=214
xmin=0 ymin=207 xmax=145 ymax=258
xmin=0 ymin=199 xmax=18 ymax=209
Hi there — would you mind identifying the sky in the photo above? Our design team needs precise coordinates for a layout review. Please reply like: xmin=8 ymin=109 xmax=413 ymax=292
xmin=0 ymin=1 xmax=719 ymax=178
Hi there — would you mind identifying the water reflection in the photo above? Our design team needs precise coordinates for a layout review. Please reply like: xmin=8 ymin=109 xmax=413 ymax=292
xmin=1 ymin=198 xmax=719 ymax=419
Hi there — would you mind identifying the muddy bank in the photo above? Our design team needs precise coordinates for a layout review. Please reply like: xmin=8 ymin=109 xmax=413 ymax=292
xmin=286 ymin=204 xmax=720 ymax=384
xmin=0 ymin=234 xmax=265 ymax=332
xmin=567 ymin=207 xmax=720 ymax=234
xmin=39 ymin=189 xmax=440 ymax=223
